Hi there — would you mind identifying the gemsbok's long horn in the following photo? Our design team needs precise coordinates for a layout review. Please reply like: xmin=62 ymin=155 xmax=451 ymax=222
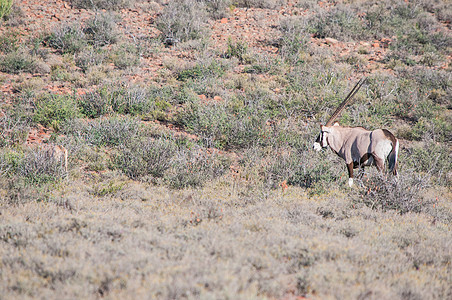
xmin=325 ymin=77 xmax=367 ymax=126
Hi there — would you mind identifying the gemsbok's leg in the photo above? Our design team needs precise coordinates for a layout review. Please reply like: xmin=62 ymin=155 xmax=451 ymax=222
xmin=347 ymin=162 xmax=354 ymax=187
xmin=374 ymin=156 xmax=385 ymax=173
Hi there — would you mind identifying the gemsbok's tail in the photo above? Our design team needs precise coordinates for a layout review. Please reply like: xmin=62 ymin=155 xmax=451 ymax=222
xmin=388 ymin=139 xmax=399 ymax=175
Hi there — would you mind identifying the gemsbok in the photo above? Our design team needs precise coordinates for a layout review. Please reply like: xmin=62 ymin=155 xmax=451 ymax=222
xmin=313 ymin=77 xmax=399 ymax=187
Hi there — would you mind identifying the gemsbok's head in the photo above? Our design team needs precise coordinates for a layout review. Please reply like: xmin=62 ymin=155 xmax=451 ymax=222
xmin=312 ymin=77 xmax=399 ymax=187
xmin=313 ymin=77 xmax=367 ymax=152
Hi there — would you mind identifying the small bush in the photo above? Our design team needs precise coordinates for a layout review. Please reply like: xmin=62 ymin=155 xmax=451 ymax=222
xmin=0 ymin=147 xmax=66 ymax=185
xmin=111 ymin=85 xmax=151 ymax=115
xmin=289 ymin=149 xmax=341 ymax=194
xmin=68 ymin=0 xmax=133 ymax=10
xmin=74 ymin=46 xmax=108 ymax=72
xmin=176 ymin=95 xmax=270 ymax=150
xmin=78 ymin=84 xmax=153 ymax=118
xmin=33 ymin=94 xmax=80 ymax=130
xmin=46 ymin=22 xmax=87 ymax=54
xmin=18 ymin=147 xmax=67 ymax=184
xmin=156 ymin=0 xmax=208 ymax=43
xmin=110 ymin=43 xmax=140 ymax=70
xmin=308 ymin=5 xmax=364 ymax=41
xmin=0 ymin=48 xmax=36 ymax=74
xmin=84 ymin=12 xmax=120 ymax=47
xmin=402 ymin=143 xmax=451 ymax=186
xmin=77 ymin=87 xmax=113 ymax=118
xmin=47 ymin=13 xmax=119 ymax=54
xmin=115 ymin=137 xmax=177 ymax=179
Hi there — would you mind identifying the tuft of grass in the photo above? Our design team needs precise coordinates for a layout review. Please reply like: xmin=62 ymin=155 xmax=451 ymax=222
xmin=110 ymin=43 xmax=140 ymax=70
xmin=277 ymin=16 xmax=310 ymax=65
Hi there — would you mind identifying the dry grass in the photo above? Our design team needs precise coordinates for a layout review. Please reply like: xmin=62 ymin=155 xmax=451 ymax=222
xmin=0 ymin=174 xmax=450 ymax=299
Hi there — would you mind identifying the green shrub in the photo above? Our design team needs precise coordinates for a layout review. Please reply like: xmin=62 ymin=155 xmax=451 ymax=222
xmin=308 ymin=5 xmax=364 ymax=41
xmin=18 ymin=147 xmax=67 ymax=184
xmin=0 ymin=48 xmax=36 ymax=74
xmin=115 ymin=137 xmax=177 ymax=179
xmin=156 ymin=0 xmax=208 ymax=43
xmin=0 ymin=0 xmax=13 ymax=20
xmin=33 ymin=94 xmax=80 ymax=130
xmin=176 ymin=93 xmax=270 ymax=150
xmin=77 ymin=88 xmax=113 ymax=118
xmin=289 ymin=149 xmax=342 ymax=194
xmin=402 ymin=142 xmax=451 ymax=186
xmin=111 ymin=85 xmax=151 ymax=115
xmin=47 ymin=13 xmax=119 ymax=54
xmin=0 ymin=149 xmax=22 ymax=177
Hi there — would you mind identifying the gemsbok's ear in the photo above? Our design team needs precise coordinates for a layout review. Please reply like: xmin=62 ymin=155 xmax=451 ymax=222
xmin=333 ymin=122 xmax=340 ymax=126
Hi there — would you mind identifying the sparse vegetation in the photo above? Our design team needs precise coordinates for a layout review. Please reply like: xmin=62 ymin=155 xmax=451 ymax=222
xmin=0 ymin=0 xmax=451 ymax=299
